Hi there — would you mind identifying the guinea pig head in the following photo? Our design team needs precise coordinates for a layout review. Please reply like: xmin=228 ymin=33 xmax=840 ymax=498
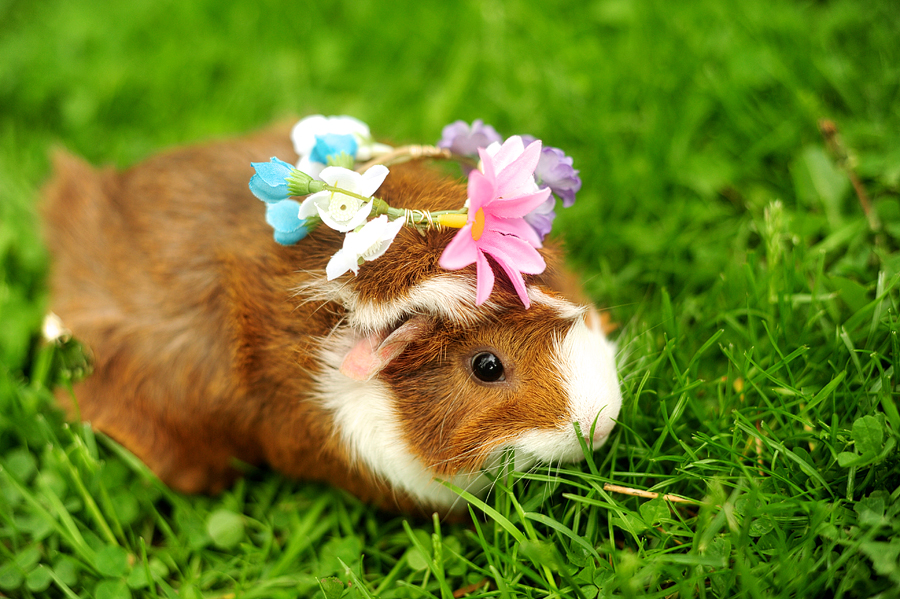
xmin=302 ymin=228 xmax=622 ymax=510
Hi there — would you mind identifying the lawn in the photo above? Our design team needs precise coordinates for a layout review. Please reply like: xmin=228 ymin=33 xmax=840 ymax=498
xmin=1 ymin=0 xmax=899 ymax=597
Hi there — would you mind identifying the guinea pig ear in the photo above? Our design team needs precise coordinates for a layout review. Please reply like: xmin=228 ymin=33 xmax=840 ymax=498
xmin=339 ymin=316 xmax=431 ymax=381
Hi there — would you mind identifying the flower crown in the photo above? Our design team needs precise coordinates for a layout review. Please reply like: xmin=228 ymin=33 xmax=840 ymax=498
xmin=249 ymin=116 xmax=581 ymax=308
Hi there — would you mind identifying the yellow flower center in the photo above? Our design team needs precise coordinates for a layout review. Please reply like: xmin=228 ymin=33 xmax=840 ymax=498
xmin=328 ymin=192 xmax=361 ymax=223
xmin=471 ymin=208 xmax=486 ymax=241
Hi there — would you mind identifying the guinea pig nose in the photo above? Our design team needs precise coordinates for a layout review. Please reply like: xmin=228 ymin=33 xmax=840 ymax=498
xmin=590 ymin=421 xmax=612 ymax=444
xmin=577 ymin=413 xmax=616 ymax=447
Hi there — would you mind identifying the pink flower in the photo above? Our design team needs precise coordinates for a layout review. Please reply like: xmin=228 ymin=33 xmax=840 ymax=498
xmin=439 ymin=136 xmax=552 ymax=308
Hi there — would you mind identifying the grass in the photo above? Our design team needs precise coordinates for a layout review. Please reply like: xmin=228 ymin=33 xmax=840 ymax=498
xmin=2 ymin=0 xmax=900 ymax=596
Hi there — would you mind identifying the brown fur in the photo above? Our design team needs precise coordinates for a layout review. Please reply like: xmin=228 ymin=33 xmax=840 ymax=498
xmin=42 ymin=124 xmax=592 ymax=512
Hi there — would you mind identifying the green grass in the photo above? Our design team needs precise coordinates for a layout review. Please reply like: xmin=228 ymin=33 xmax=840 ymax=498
xmin=2 ymin=0 xmax=900 ymax=596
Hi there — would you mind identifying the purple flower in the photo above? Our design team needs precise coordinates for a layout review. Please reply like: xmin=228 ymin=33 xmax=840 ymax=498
xmin=536 ymin=147 xmax=581 ymax=207
xmin=437 ymin=120 xmax=503 ymax=157
xmin=520 ymin=136 xmax=581 ymax=207
xmin=524 ymin=196 xmax=556 ymax=241
xmin=523 ymin=196 xmax=557 ymax=241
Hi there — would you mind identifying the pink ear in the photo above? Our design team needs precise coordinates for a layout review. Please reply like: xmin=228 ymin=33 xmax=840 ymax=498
xmin=339 ymin=318 xmax=430 ymax=381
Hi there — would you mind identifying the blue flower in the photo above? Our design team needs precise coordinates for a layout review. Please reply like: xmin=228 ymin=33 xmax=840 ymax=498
xmin=292 ymin=115 xmax=392 ymax=180
xmin=309 ymin=133 xmax=359 ymax=165
xmin=249 ymin=157 xmax=294 ymax=203
xmin=265 ymin=199 xmax=309 ymax=245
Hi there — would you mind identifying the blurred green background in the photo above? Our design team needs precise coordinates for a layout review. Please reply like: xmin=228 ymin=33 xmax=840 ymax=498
xmin=2 ymin=0 xmax=900 ymax=596
xmin=3 ymin=0 xmax=899 ymax=328
xmin=3 ymin=0 xmax=899 ymax=359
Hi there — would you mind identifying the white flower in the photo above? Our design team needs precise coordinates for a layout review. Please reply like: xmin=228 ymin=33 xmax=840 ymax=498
xmin=291 ymin=115 xmax=392 ymax=179
xmin=326 ymin=215 xmax=405 ymax=280
xmin=298 ymin=165 xmax=389 ymax=233
xmin=41 ymin=312 xmax=70 ymax=343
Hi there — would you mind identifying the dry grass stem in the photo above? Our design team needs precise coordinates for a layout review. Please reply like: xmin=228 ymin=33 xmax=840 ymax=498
xmin=603 ymin=483 xmax=701 ymax=505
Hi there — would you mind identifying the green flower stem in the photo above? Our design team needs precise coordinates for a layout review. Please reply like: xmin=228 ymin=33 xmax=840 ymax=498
xmin=391 ymin=208 xmax=468 ymax=222
xmin=380 ymin=204 xmax=469 ymax=229
xmin=320 ymin=186 xmax=468 ymax=230
xmin=320 ymin=184 xmax=374 ymax=203
xmin=371 ymin=197 xmax=392 ymax=216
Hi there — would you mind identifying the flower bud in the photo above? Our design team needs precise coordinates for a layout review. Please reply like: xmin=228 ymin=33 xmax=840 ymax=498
xmin=286 ymin=169 xmax=327 ymax=196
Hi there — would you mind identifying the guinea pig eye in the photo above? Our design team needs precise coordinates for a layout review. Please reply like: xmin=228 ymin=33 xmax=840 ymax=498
xmin=472 ymin=351 xmax=505 ymax=383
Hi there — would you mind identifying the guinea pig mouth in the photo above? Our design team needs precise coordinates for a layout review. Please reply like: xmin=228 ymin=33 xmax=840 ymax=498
xmin=505 ymin=420 xmax=616 ymax=465
xmin=475 ymin=429 xmax=606 ymax=476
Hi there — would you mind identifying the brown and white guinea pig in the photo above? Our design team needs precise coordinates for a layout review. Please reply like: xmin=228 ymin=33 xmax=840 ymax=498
xmin=41 ymin=123 xmax=622 ymax=515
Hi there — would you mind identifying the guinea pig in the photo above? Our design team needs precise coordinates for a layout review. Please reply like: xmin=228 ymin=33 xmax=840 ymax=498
xmin=41 ymin=123 xmax=622 ymax=514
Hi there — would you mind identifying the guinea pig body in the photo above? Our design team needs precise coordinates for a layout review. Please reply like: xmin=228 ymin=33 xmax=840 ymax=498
xmin=42 ymin=125 xmax=622 ymax=513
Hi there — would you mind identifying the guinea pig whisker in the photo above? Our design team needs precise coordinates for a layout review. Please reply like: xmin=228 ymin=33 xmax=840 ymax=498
xmin=436 ymin=386 xmax=469 ymax=444
xmin=290 ymin=272 xmax=333 ymax=302
xmin=323 ymin=315 xmax=350 ymax=343
xmin=424 ymin=432 xmax=522 ymax=474
xmin=446 ymin=474 xmax=491 ymax=515
xmin=305 ymin=299 xmax=338 ymax=319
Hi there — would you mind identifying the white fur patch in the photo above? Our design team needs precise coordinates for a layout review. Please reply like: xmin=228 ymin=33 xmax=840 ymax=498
xmin=514 ymin=315 xmax=622 ymax=462
xmin=297 ymin=276 xmax=583 ymax=336
xmin=349 ymin=276 xmax=483 ymax=332
xmin=527 ymin=288 xmax=587 ymax=320
xmin=295 ymin=274 xmax=490 ymax=333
